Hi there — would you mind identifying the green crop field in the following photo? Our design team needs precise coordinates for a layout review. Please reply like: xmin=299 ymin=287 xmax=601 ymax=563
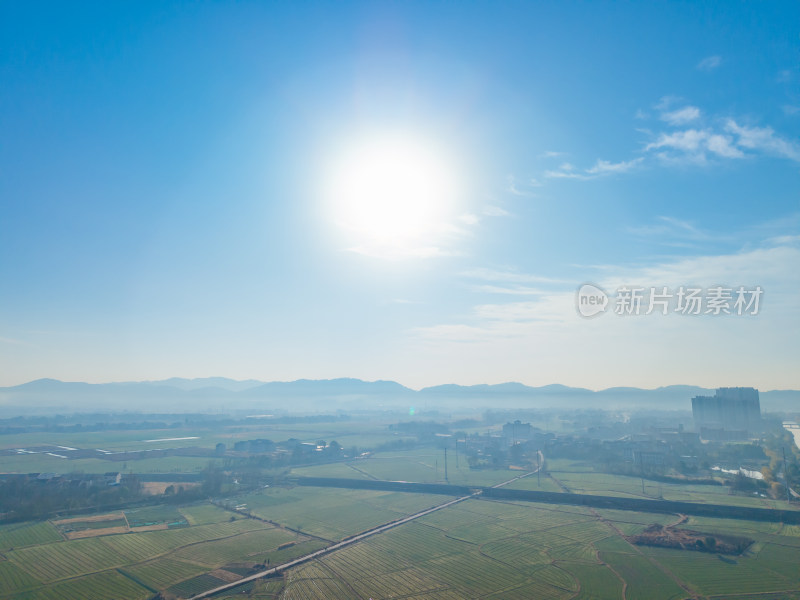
xmin=0 ymin=500 xmax=323 ymax=599
xmin=121 ymin=557 xmax=207 ymax=590
xmin=267 ymin=490 xmax=800 ymax=600
xmin=18 ymin=570 xmax=151 ymax=600
xmin=235 ymin=486 xmax=443 ymax=540
xmin=171 ymin=527 xmax=298 ymax=566
xmin=2 ymin=482 xmax=800 ymax=599
xmin=125 ymin=505 xmax=187 ymax=528
xmin=179 ymin=503 xmax=240 ymax=525
xmin=0 ymin=521 xmax=63 ymax=550
xmin=563 ymin=562 xmax=624 ymax=600
xmin=324 ymin=450 xmax=525 ymax=487
xmin=546 ymin=461 xmax=799 ymax=513
xmin=0 ymin=560 xmax=40 ymax=596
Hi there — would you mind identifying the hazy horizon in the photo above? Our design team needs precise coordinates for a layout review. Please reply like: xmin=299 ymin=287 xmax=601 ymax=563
xmin=3 ymin=375 xmax=798 ymax=395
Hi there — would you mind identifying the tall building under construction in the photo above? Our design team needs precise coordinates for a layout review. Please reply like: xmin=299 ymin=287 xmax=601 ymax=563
xmin=691 ymin=387 xmax=762 ymax=440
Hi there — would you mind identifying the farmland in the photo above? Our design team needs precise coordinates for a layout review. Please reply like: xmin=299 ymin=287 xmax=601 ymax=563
xmin=0 ymin=500 xmax=320 ymax=599
xmin=0 ymin=475 xmax=799 ymax=598
xmin=1 ymin=411 xmax=800 ymax=598
xmin=269 ymin=494 xmax=800 ymax=599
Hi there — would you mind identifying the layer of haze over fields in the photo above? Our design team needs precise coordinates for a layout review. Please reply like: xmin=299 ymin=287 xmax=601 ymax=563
xmin=2 ymin=406 xmax=800 ymax=599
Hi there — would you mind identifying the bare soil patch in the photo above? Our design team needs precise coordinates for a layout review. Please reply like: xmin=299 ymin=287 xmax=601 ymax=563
xmin=629 ymin=524 xmax=753 ymax=555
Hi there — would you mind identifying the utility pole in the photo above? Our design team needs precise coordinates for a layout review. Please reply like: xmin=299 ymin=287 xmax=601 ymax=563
xmin=537 ymin=450 xmax=541 ymax=487
xmin=455 ymin=439 xmax=459 ymax=468
xmin=444 ymin=448 xmax=448 ymax=482
xmin=784 ymin=447 xmax=791 ymax=502
xmin=639 ymin=452 xmax=646 ymax=496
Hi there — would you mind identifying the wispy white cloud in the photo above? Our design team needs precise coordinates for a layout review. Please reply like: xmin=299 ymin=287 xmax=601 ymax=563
xmin=506 ymin=175 xmax=541 ymax=196
xmin=627 ymin=216 xmax=733 ymax=248
xmin=646 ymin=129 xmax=706 ymax=153
xmin=725 ymin=120 xmax=800 ymax=162
xmin=645 ymin=128 xmax=744 ymax=162
xmin=546 ymin=158 xmax=643 ymax=179
xmin=470 ymin=284 xmax=544 ymax=296
xmin=415 ymin=236 xmax=800 ymax=341
xmin=540 ymin=150 xmax=566 ymax=158
xmin=461 ymin=267 xmax=567 ymax=285
xmin=706 ymin=133 xmax=745 ymax=158
xmin=660 ymin=106 xmax=701 ymax=125
xmin=697 ymin=55 xmax=722 ymax=71
xmin=644 ymin=120 xmax=800 ymax=164
xmin=655 ymin=95 xmax=682 ymax=111
xmin=544 ymin=169 xmax=589 ymax=180
xmin=545 ymin=162 xmax=590 ymax=179
xmin=586 ymin=157 xmax=643 ymax=174
xmin=533 ymin=98 xmax=798 ymax=187
xmin=628 ymin=216 xmax=701 ymax=237
xmin=483 ymin=205 xmax=510 ymax=217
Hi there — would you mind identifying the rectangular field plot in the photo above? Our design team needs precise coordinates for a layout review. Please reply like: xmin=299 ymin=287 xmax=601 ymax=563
xmin=124 ymin=505 xmax=188 ymax=528
xmin=0 ymin=521 xmax=62 ymax=550
xmin=8 ymin=536 xmax=130 ymax=582
xmin=346 ymin=457 xmax=437 ymax=481
xmin=479 ymin=537 xmax=552 ymax=570
xmin=179 ymin=503 xmax=240 ymax=525
xmin=600 ymin=551 xmax=686 ymax=600
xmin=167 ymin=573 xmax=229 ymax=598
xmin=549 ymin=463 xmax=797 ymax=512
xmin=345 ymin=567 xmax=451 ymax=599
xmin=238 ymin=487 xmax=444 ymax=540
xmin=680 ymin=515 xmax=783 ymax=537
xmin=482 ymin=579 xmax=575 ymax=600
xmin=11 ymin=570 xmax=151 ymax=600
xmin=99 ymin=518 xmax=268 ymax=563
xmin=640 ymin=544 xmax=798 ymax=596
xmin=562 ymin=562 xmax=625 ymax=600
xmin=0 ymin=560 xmax=39 ymax=596
xmin=346 ymin=453 xmax=516 ymax=487
xmin=290 ymin=462 xmax=372 ymax=479
xmin=172 ymin=527 xmax=298 ymax=566
xmin=121 ymin=557 xmax=207 ymax=590
xmin=357 ymin=490 xmax=441 ymax=515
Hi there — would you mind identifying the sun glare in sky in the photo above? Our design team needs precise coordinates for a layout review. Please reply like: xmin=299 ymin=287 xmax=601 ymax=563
xmin=325 ymin=132 xmax=461 ymax=257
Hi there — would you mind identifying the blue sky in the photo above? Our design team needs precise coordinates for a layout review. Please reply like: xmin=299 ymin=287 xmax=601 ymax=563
xmin=1 ymin=2 xmax=799 ymax=389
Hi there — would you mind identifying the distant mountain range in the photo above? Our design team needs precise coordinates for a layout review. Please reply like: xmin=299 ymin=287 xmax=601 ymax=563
xmin=0 ymin=378 xmax=797 ymax=415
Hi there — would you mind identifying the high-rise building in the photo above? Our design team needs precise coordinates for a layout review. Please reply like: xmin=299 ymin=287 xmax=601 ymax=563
xmin=691 ymin=387 xmax=761 ymax=439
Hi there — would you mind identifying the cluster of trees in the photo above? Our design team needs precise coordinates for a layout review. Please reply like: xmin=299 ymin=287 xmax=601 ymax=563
xmin=0 ymin=474 xmax=143 ymax=522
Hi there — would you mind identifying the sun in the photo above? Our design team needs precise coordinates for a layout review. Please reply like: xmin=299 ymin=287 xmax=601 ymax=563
xmin=325 ymin=132 xmax=460 ymax=255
